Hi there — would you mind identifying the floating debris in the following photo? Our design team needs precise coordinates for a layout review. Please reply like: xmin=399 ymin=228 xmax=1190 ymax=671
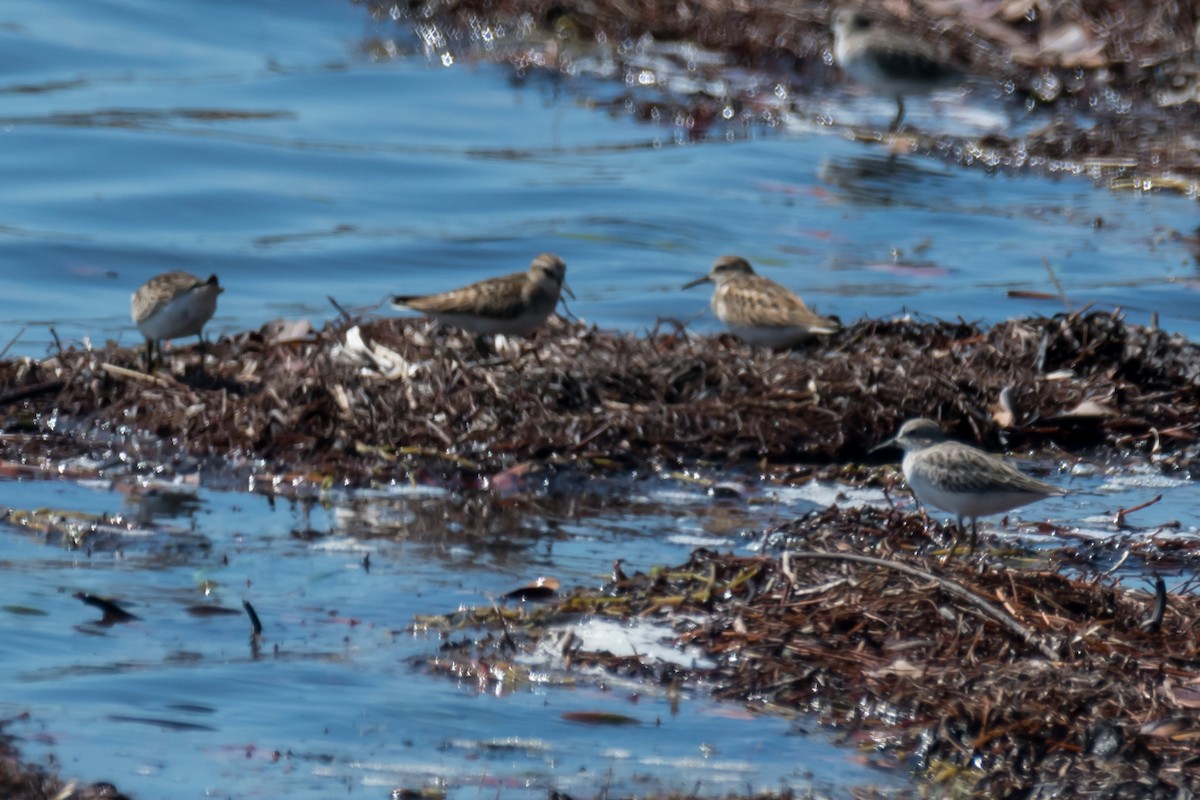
xmin=74 ymin=592 xmax=139 ymax=625
xmin=243 ymin=599 xmax=263 ymax=639
xmin=502 ymin=576 xmax=561 ymax=602
xmin=560 ymin=711 xmax=641 ymax=726
xmin=0 ymin=721 xmax=134 ymax=800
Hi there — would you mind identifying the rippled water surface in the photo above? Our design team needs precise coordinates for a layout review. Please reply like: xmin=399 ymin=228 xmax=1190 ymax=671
xmin=1 ymin=477 xmax=894 ymax=798
xmin=3 ymin=0 xmax=1200 ymax=797
xmin=5 ymin=462 xmax=1200 ymax=798
xmin=2 ymin=0 xmax=1198 ymax=356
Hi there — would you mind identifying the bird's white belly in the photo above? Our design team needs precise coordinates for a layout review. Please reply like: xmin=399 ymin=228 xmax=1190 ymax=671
xmin=137 ymin=293 xmax=216 ymax=341
xmin=905 ymin=466 xmax=1042 ymax=520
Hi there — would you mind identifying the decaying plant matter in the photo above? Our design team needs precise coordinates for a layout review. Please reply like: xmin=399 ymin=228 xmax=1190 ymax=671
xmin=416 ymin=505 xmax=1200 ymax=797
xmin=3 ymin=310 xmax=1199 ymax=797
xmin=0 ymin=310 xmax=1197 ymax=486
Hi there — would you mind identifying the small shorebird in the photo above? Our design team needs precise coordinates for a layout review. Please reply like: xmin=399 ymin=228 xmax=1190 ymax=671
xmin=682 ymin=255 xmax=839 ymax=348
xmin=874 ymin=418 xmax=1067 ymax=557
xmin=831 ymin=7 xmax=964 ymax=131
xmin=131 ymin=272 xmax=223 ymax=372
xmin=392 ymin=253 xmax=572 ymax=338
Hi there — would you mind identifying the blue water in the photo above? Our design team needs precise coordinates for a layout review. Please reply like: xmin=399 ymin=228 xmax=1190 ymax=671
xmin=1 ymin=0 xmax=1197 ymax=359
xmin=4 ymin=460 xmax=1199 ymax=798
xmin=3 ymin=0 xmax=1200 ymax=797
xmin=3 ymin=475 xmax=915 ymax=799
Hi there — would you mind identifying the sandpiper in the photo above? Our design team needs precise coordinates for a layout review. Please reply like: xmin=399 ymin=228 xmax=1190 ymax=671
xmin=392 ymin=253 xmax=572 ymax=338
xmin=131 ymin=272 xmax=223 ymax=372
xmin=831 ymin=7 xmax=964 ymax=131
xmin=682 ymin=255 xmax=839 ymax=348
xmin=874 ymin=418 xmax=1067 ymax=557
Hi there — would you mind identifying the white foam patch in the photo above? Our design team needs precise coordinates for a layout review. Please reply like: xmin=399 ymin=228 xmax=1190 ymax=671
xmin=60 ymin=520 xmax=158 ymax=540
xmin=765 ymin=481 xmax=891 ymax=511
xmin=533 ymin=618 xmax=716 ymax=669
xmin=1066 ymin=520 xmax=1117 ymax=539
xmin=135 ymin=475 xmax=200 ymax=494
xmin=635 ymin=488 xmax=707 ymax=506
xmin=378 ymin=483 xmax=450 ymax=498
xmin=353 ymin=758 xmax=558 ymax=790
xmin=331 ymin=503 xmax=415 ymax=531
xmin=57 ymin=456 xmax=111 ymax=473
xmin=1096 ymin=469 xmax=1189 ymax=493
xmin=636 ymin=755 xmax=759 ymax=774
xmin=667 ymin=533 xmax=734 ymax=547
xmin=308 ymin=536 xmax=371 ymax=553
xmin=939 ymin=97 xmax=1009 ymax=131
xmin=1138 ymin=527 xmax=1200 ymax=541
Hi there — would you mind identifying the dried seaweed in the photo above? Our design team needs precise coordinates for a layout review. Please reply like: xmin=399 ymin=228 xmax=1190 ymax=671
xmin=416 ymin=505 xmax=1200 ymax=797
xmin=0 ymin=311 xmax=1196 ymax=485
xmin=0 ymin=717 xmax=131 ymax=800
xmin=4 ymin=311 xmax=1199 ymax=797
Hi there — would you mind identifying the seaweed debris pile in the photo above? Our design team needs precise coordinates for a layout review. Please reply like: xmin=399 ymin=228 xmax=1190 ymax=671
xmin=0 ymin=310 xmax=1198 ymax=486
xmin=415 ymin=505 xmax=1200 ymax=797
xmin=0 ymin=716 xmax=129 ymax=800
xmin=364 ymin=0 xmax=1200 ymax=192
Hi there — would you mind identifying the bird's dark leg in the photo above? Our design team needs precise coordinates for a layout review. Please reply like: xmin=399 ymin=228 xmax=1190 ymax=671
xmin=941 ymin=515 xmax=963 ymax=563
xmin=968 ymin=518 xmax=980 ymax=554
xmin=888 ymin=95 xmax=905 ymax=132
xmin=955 ymin=515 xmax=969 ymax=560
xmin=473 ymin=333 xmax=492 ymax=359
xmin=144 ymin=337 xmax=155 ymax=373
xmin=527 ymin=331 xmax=546 ymax=368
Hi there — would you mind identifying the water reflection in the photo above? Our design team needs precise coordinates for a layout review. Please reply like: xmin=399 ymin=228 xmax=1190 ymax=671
xmin=124 ymin=486 xmax=205 ymax=524
xmin=817 ymin=151 xmax=953 ymax=206
xmin=325 ymin=476 xmax=722 ymax=572
xmin=0 ymin=108 xmax=291 ymax=129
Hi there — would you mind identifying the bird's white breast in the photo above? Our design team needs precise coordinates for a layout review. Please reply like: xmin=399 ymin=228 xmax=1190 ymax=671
xmin=136 ymin=291 xmax=218 ymax=341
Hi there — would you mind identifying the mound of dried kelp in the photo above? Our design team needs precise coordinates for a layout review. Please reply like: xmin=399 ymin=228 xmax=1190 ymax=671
xmin=0 ymin=311 xmax=1197 ymax=485
xmin=362 ymin=0 xmax=1200 ymax=190
xmin=415 ymin=505 xmax=1200 ymax=798
xmin=0 ymin=717 xmax=129 ymax=800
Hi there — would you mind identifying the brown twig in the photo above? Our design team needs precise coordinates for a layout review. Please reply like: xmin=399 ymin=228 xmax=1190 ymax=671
xmin=0 ymin=326 xmax=24 ymax=360
xmin=1114 ymin=494 xmax=1163 ymax=528
xmin=100 ymin=362 xmax=180 ymax=389
xmin=327 ymin=295 xmax=353 ymax=323
xmin=1042 ymin=257 xmax=1072 ymax=312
